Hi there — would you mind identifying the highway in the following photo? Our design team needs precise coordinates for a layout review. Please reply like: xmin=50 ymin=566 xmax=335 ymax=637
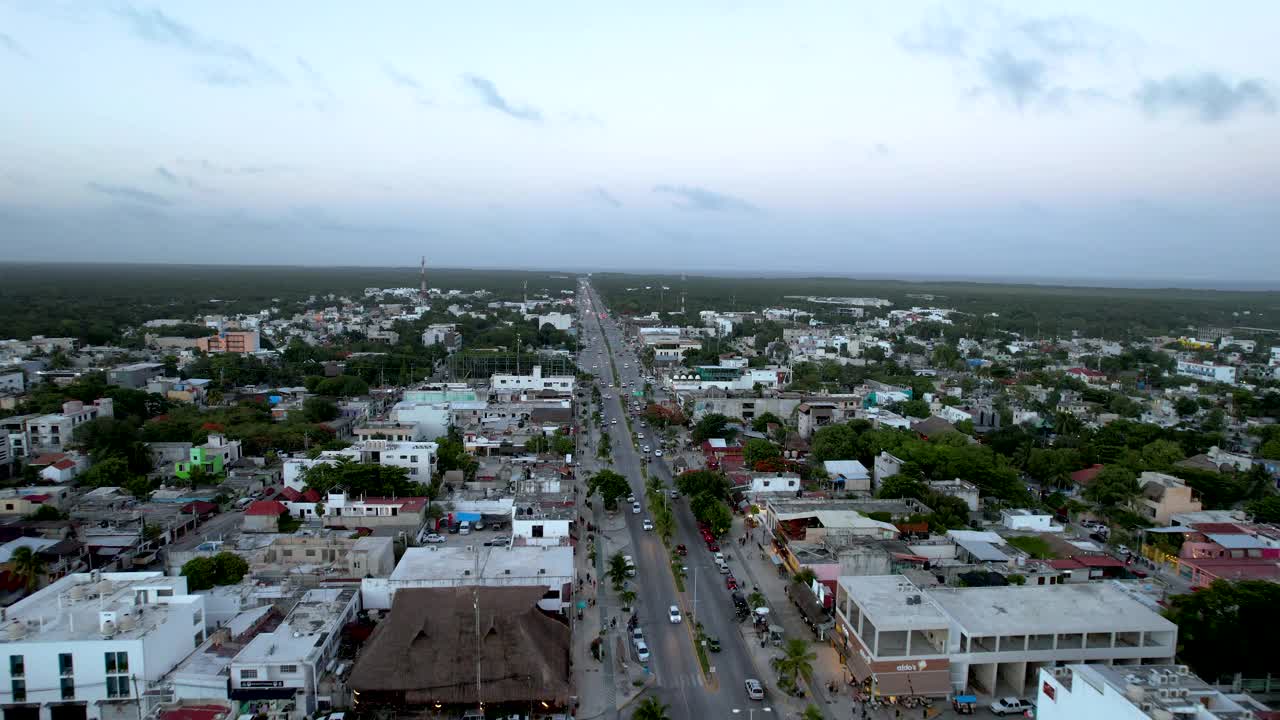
xmin=578 ymin=282 xmax=766 ymax=719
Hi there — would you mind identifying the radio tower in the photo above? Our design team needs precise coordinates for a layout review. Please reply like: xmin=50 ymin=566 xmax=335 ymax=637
xmin=419 ymin=256 xmax=428 ymax=299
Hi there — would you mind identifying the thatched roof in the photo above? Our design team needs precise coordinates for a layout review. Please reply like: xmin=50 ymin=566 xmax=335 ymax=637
xmin=348 ymin=586 xmax=570 ymax=705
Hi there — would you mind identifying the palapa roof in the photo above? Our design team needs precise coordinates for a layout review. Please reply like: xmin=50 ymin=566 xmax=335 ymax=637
xmin=348 ymin=586 xmax=570 ymax=706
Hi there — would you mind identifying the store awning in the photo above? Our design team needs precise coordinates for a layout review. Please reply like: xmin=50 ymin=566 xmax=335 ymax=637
xmin=874 ymin=669 xmax=952 ymax=698
xmin=846 ymin=652 xmax=873 ymax=682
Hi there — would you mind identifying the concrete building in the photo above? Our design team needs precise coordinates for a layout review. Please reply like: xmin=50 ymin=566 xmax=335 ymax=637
xmin=1001 ymin=509 xmax=1062 ymax=532
xmin=106 ymin=363 xmax=165 ymax=390
xmin=195 ymin=331 xmax=259 ymax=354
xmin=0 ymin=486 xmax=73 ymax=516
xmin=351 ymin=421 xmax=425 ymax=443
xmin=1 ymin=414 xmax=37 ymax=462
xmin=927 ymin=479 xmax=980 ymax=512
xmin=490 ymin=365 xmax=573 ymax=395
xmin=352 ymin=440 xmax=437 ymax=480
xmin=1175 ymin=360 xmax=1236 ymax=385
xmin=360 ymin=545 xmax=573 ymax=614
xmin=824 ymin=460 xmax=871 ymax=493
xmin=420 ymin=323 xmax=462 ymax=352
xmin=228 ymin=587 xmax=360 ymax=718
xmin=174 ymin=434 xmax=241 ymax=480
xmin=764 ymin=499 xmax=901 ymax=543
xmin=1037 ymin=664 xmax=1261 ymax=720
xmin=27 ymin=400 xmax=114 ymax=454
xmin=745 ymin=472 xmax=801 ymax=497
xmin=1134 ymin=472 xmax=1203 ymax=526
xmin=246 ymin=535 xmax=396 ymax=580
xmin=873 ymin=451 xmax=905 ymax=491
xmin=391 ymin=399 xmax=453 ymax=438
xmin=0 ymin=572 xmax=207 ymax=720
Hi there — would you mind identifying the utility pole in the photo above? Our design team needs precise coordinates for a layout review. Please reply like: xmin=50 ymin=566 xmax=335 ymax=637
xmin=473 ymin=549 xmax=483 ymax=713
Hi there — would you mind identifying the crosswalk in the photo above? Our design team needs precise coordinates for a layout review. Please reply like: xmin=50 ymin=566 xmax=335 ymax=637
xmin=658 ymin=672 xmax=705 ymax=689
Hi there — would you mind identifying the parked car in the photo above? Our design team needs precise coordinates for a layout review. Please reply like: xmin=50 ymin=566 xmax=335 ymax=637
xmin=707 ymin=636 xmax=721 ymax=652
xmin=642 ymin=518 xmax=654 ymax=531
xmin=745 ymin=679 xmax=765 ymax=700
xmin=422 ymin=533 xmax=446 ymax=544
xmin=632 ymin=502 xmax=642 ymax=514
xmin=675 ymin=544 xmax=688 ymax=556
xmin=989 ymin=697 xmax=1034 ymax=716
xmin=707 ymin=542 xmax=721 ymax=553
xmin=725 ymin=575 xmax=738 ymax=590
xmin=484 ymin=536 xmax=511 ymax=547
xmin=634 ymin=639 xmax=650 ymax=663
xmin=448 ymin=522 xmax=461 ymax=534
xmin=668 ymin=605 xmax=682 ymax=623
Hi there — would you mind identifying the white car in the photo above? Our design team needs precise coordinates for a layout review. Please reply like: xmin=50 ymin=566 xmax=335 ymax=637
xmin=990 ymin=698 xmax=1034 ymax=716
xmin=632 ymin=502 xmax=642 ymax=514
xmin=611 ymin=419 xmax=618 ymax=425
xmin=422 ymin=533 xmax=446 ymax=544
xmin=637 ymin=433 xmax=645 ymax=440
xmin=668 ymin=605 xmax=682 ymax=624
xmin=642 ymin=518 xmax=654 ymax=531
xmin=655 ymin=450 xmax=663 ymax=457
xmin=745 ymin=678 xmax=765 ymax=700
xmin=634 ymin=639 xmax=650 ymax=662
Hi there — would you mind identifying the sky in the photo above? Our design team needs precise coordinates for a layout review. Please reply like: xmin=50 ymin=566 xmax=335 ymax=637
xmin=1 ymin=1 xmax=1279 ymax=286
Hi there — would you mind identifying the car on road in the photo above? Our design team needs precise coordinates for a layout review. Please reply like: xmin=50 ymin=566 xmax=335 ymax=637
xmin=632 ymin=502 xmax=642 ymax=514
xmin=989 ymin=697 xmax=1034 ymax=716
xmin=713 ymin=552 xmax=725 ymax=564
xmin=674 ymin=544 xmax=687 ymax=555
xmin=632 ymin=627 xmax=644 ymax=644
xmin=422 ymin=533 xmax=446 ymax=544
xmin=725 ymin=575 xmax=738 ymax=590
xmin=484 ymin=536 xmax=511 ymax=547
xmin=611 ymin=419 xmax=618 ymax=425
xmin=627 ymin=494 xmax=636 ymax=503
xmin=634 ymin=639 xmax=650 ymax=663
xmin=668 ymin=605 xmax=682 ymax=624
xmin=637 ymin=433 xmax=645 ymax=440
xmin=669 ymin=489 xmax=680 ymax=499
xmin=745 ymin=679 xmax=765 ymax=700
xmin=707 ymin=542 xmax=721 ymax=553
xmin=642 ymin=518 xmax=654 ymax=531
xmin=707 ymin=636 xmax=721 ymax=652
xmin=655 ymin=450 xmax=663 ymax=457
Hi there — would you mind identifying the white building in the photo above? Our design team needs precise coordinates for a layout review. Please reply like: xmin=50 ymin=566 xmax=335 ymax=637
xmin=823 ymin=461 xmax=871 ymax=493
xmin=927 ymin=479 xmax=980 ymax=512
xmin=228 ymin=587 xmax=360 ymax=718
xmin=490 ymin=365 xmax=574 ymax=394
xmin=1037 ymin=664 xmax=1262 ymax=720
xmin=27 ymin=400 xmax=114 ymax=454
xmin=389 ymin=402 xmax=449 ymax=440
xmin=353 ymin=439 xmax=437 ymax=480
xmin=873 ymin=451 xmax=905 ymax=491
xmin=0 ymin=572 xmax=207 ymax=720
xmin=1175 ymin=360 xmax=1236 ymax=385
xmin=746 ymin=472 xmax=801 ymax=496
xmin=361 ymin=545 xmax=573 ymax=614
xmin=534 ymin=312 xmax=573 ymax=331
xmin=1000 ymin=508 xmax=1062 ymax=532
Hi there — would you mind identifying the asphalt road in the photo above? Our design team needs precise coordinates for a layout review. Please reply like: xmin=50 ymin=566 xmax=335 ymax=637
xmin=579 ymin=284 xmax=767 ymax=719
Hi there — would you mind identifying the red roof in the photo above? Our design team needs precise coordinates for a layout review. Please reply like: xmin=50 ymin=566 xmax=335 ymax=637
xmin=51 ymin=459 xmax=77 ymax=470
xmin=31 ymin=453 xmax=67 ymax=466
xmin=1048 ymin=558 xmax=1086 ymax=570
xmin=1070 ymin=464 xmax=1104 ymax=486
xmin=1077 ymin=555 xmax=1125 ymax=568
xmin=278 ymin=487 xmax=303 ymax=502
xmin=301 ymin=489 xmax=322 ymax=503
xmin=1191 ymin=522 xmax=1247 ymax=534
xmin=182 ymin=501 xmax=219 ymax=515
xmin=245 ymin=500 xmax=288 ymax=516
xmin=1068 ymin=367 xmax=1106 ymax=378
xmin=158 ymin=705 xmax=230 ymax=720
xmin=23 ymin=494 xmax=50 ymax=503
xmin=360 ymin=496 xmax=428 ymax=512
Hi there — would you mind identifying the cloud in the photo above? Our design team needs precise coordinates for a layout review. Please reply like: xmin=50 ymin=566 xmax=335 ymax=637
xmin=1016 ymin=15 xmax=1118 ymax=58
xmin=0 ymin=32 xmax=31 ymax=59
xmin=898 ymin=11 xmax=968 ymax=57
xmin=652 ymin=184 xmax=758 ymax=213
xmin=589 ymin=186 xmax=622 ymax=208
xmin=87 ymin=182 xmax=173 ymax=206
xmin=110 ymin=4 xmax=281 ymax=84
xmin=297 ymin=57 xmax=337 ymax=110
xmin=977 ymin=50 xmax=1048 ymax=108
xmin=1135 ymin=73 xmax=1277 ymax=124
xmin=194 ymin=66 xmax=255 ymax=87
xmin=383 ymin=64 xmax=432 ymax=105
xmin=461 ymin=74 xmax=542 ymax=123
xmin=186 ymin=159 xmax=294 ymax=176
xmin=155 ymin=166 xmax=213 ymax=192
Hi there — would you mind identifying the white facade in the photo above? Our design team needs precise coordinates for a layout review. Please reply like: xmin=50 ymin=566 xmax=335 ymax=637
xmin=748 ymin=473 xmax=801 ymax=495
xmin=361 ymin=546 xmax=573 ymax=613
xmin=0 ymin=572 xmax=207 ymax=720
xmin=1000 ymin=509 xmax=1061 ymax=532
xmin=1175 ymin=360 xmax=1237 ymax=384
xmin=511 ymin=516 xmax=571 ymax=547
xmin=27 ymin=400 xmax=114 ymax=454
xmin=490 ymin=365 xmax=574 ymax=394
xmin=358 ymin=439 xmax=437 ymax=479
xmin=534 ymin=312 xmax=573 ymax=331
xmin=1037 ymin=664 xmax=1258 ymax=720
xmin=873 ymin=451 xmax=904 ymax=490
xmin=389 ymin=402 xmax=449 ymax=440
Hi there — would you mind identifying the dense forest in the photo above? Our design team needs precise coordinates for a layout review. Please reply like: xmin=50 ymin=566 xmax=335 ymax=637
xmin=591 ymin=273 xmax=1280 ymax=341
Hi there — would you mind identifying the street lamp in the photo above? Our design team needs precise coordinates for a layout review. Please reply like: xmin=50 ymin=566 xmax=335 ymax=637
xmin=732 ymin=708 xmax=771 ymax=720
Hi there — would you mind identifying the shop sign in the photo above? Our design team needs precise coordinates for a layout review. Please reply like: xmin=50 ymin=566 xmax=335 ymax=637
xmin=1043 ymin=681 xmax=1056 ymax=701
xmin=242 ymin=681 xmax=285 ymax=688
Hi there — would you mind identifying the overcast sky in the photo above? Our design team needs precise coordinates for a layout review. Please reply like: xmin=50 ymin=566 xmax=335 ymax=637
xmin=2 ymin=1 xmax=1278 ymax=286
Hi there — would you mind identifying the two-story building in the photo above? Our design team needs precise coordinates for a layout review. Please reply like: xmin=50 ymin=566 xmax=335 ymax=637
xmin=27 ymin=400 xmax=114 ymax=454
xmin=1133 ymin=472 xmax=1203 ymax=526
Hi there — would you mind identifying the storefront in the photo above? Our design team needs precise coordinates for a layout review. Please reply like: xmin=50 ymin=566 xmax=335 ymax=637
xmin=842 ymin=633 xmax=952 ymax=698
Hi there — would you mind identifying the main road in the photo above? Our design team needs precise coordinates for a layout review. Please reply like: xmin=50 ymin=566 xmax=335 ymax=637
xmin=577 ymin=282 xmax=766 ymax=720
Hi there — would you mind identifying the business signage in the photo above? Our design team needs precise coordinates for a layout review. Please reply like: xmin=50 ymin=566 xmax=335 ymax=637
xmin=241 ymin=681 xmax=285 ymax=689
xmin=1043 ymin=681 xmax=1056 ymax=701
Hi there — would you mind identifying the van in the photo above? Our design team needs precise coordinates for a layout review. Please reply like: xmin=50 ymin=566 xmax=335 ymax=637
xmin=717 ymin=559 xmax=730 ymax=574
xmin=624 ymin=555 xmax=637 ymax=577
xmin=459 ymin=521 xmax=471 ymax=535
xmin=235 ymin=497 xmax=253 ymax=509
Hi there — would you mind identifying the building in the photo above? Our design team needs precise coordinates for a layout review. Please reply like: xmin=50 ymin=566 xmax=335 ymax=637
xmin=1001 ymin=509 xmax=1062 ymax=532
xmin=227 ymin=587 xmax=360 ymax=718
xmin=348 ymin=586 xmax=571 ymax=717
xmin=106 ymin=363 xmax=165 ymax=390
xmin=420 ymin=323 xmax=462 ymax=352
xmin=764 ymin=499 xmax=901 ymax=543
xmin=0 ymin=572 xmax=207 ymax=720
xmin=745 ymin=472 xmax=802 ymax=497
xmin=490 ymin=365 xmax=573 ymax=394
xmin=174 ymin=434 xmax=241 ymax=480
xmin=27 ymin=400 xmax=114 ymax=454
xmin=1175 ymin=360 xmax=1236 ymax=385
xmin=926 ymin=479 xmax=980 ymax=512
xmin=1133 ymin=472 xmax=1203 ymax=526
xmin=0 ymin=486 xmax=73 ymax=516
xmin=824 ymin=460 xmax=871 ymax=493
xmin=243 ymin=500 xmax=288 ymax=532
xmin=195 ymin=331 xmax=260 ymax=354
xmin=316 ymin=491 xmax=427 ymax=529
xmin=361 ymin=545 xmax=573 ymax=614
xmin=1037 ymin=663 xmax=1262 ymax=720
xmin=351 ymin=421 xmax=425 ymax=443
xmin=873 ymin=452 xmax=905 ymax=491
xmin=353 ymin=440 xmax=437 ymax=480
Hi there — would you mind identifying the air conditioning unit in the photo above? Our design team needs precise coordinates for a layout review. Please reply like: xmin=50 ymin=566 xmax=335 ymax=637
xmin=1176 ymin=688 xmax=1190 ymax=698
xmin=1175 ymin=665 xmax=1190 ymax=675
xmin=1157 ymin=689 xmax=1172 ymax=699
xmin=1140 ymin=703 xmax=1153 ymax=713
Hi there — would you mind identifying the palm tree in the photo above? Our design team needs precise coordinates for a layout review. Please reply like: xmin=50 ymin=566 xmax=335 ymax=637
xmin=619 ymin=589 xmax=637 ymax=611
xmin=748 ymin=590 xmax=767 ymax=609
xmin=801 ymin=705 xmax=824 ymax=720
xmin=793 ymin=567 xmax=817 ymax=587
xmin=10 ymin=546 xmax=46 ymax=592
xmin=632 ymin=697 xmax=671 ymax=720
xmin=608 ymin=552 xmax=629 ymax=590
xmin=773 ymin=638 xmax=817 ymax=686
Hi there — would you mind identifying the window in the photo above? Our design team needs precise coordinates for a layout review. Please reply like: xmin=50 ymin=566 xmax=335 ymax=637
xmin=9 ymin=655 xmax=23 ymax=677
xmin=60 ymin=676 xmax=74 ymax=700
xmin=279 ymin=664 xmax=298 ymax=674
xmin=410 ymin=456 xmax=418 ymax=463
xmin=106 ymin=676 xmax=130 ymax=699
xmin=193 ymin=610 xmax=203 ymax=626
xmin=10 ymin=679 xmax=25 ymax=702
xmin=532 ymin=524 xmax=544 ymax=538
xmin=305 ymin=549 xmax=315 ymax=557
xmin=104 ymin=651 xmax=129 ymax=674
xmin=241 ymin=669 xmax=259 ymax=679
xmin=59 ymin=653 xmax=73 ymax=676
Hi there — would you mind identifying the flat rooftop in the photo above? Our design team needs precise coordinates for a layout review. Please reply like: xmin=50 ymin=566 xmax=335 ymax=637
xmin=235 ymin=587 xmax=357 ymax=664
xmin=391 ymin=545 xmax=573 ymax=583
xmin=838 ymin=575 xmax=949 ymax=631
xmin=1 ymin=572 xmax=191 ymax=644
xmin=927 ymin=582 xmax=1177 ymax=637
xmin=1073 ymin=664 xmax=1256 ymax=720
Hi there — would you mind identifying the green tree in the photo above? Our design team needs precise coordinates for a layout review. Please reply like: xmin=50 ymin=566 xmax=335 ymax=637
xmin=607 ymin=552 xmax=629 ymax=591
xmin=10 ymin=546 xmax=46 ymax=592
xmin=897 ymin=398 xmax=930 ymax=419
xmin=801 ymin=706 xmax=824 ymax=720
xmin=689 ymin=495 xmax=732 ymax=536
xmin=1246 ymin=496 xmax=1280 ymax=524
xmin=1164 ymin=579 xmax=1280 ymax=680
xmin=588 ymin=469 xmax=631 ymax=511
xmin=772 ymin=638 xmax=817 ymax=685
xmin=301 ymin=397 xmax=340 ymax=423
xmin=743 ymin=438 xmax=781 ymax=468
xmin=180 ymin=556 xmax=218 ymax=591
xmin=632 ymin=697 xmax=671 ymax=720
xmin=1140 ymin=439 xmax=1185 ymax=470
xmin=674 ymin=470 xmax=730 ymax=499
xmin=1174 ymin=396 xmax=1199 ymax=417
xmin=692 ymin=413 xmax=736 ymax=442
xmin=123 ymin=475 xmax=155 ymax=501
xmin=751 ymin=412 xmax=785 ymax=432
xmin=792 ymin=567 xmax=817 ymax=587
xmin=81 ymin=456 xmax=133 ymax=488
xmin=1084 ymin=465 xmax=1141 ymax=507
xmin=25 ymin=504 xmax=68 ymax=521
xmin=809 ymin=423 xmax=859 ymax=462
xmin=213 ymin=552 xmax=249 ymax=585
xmin=877 ymin=473 xmax=926 ymax=500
